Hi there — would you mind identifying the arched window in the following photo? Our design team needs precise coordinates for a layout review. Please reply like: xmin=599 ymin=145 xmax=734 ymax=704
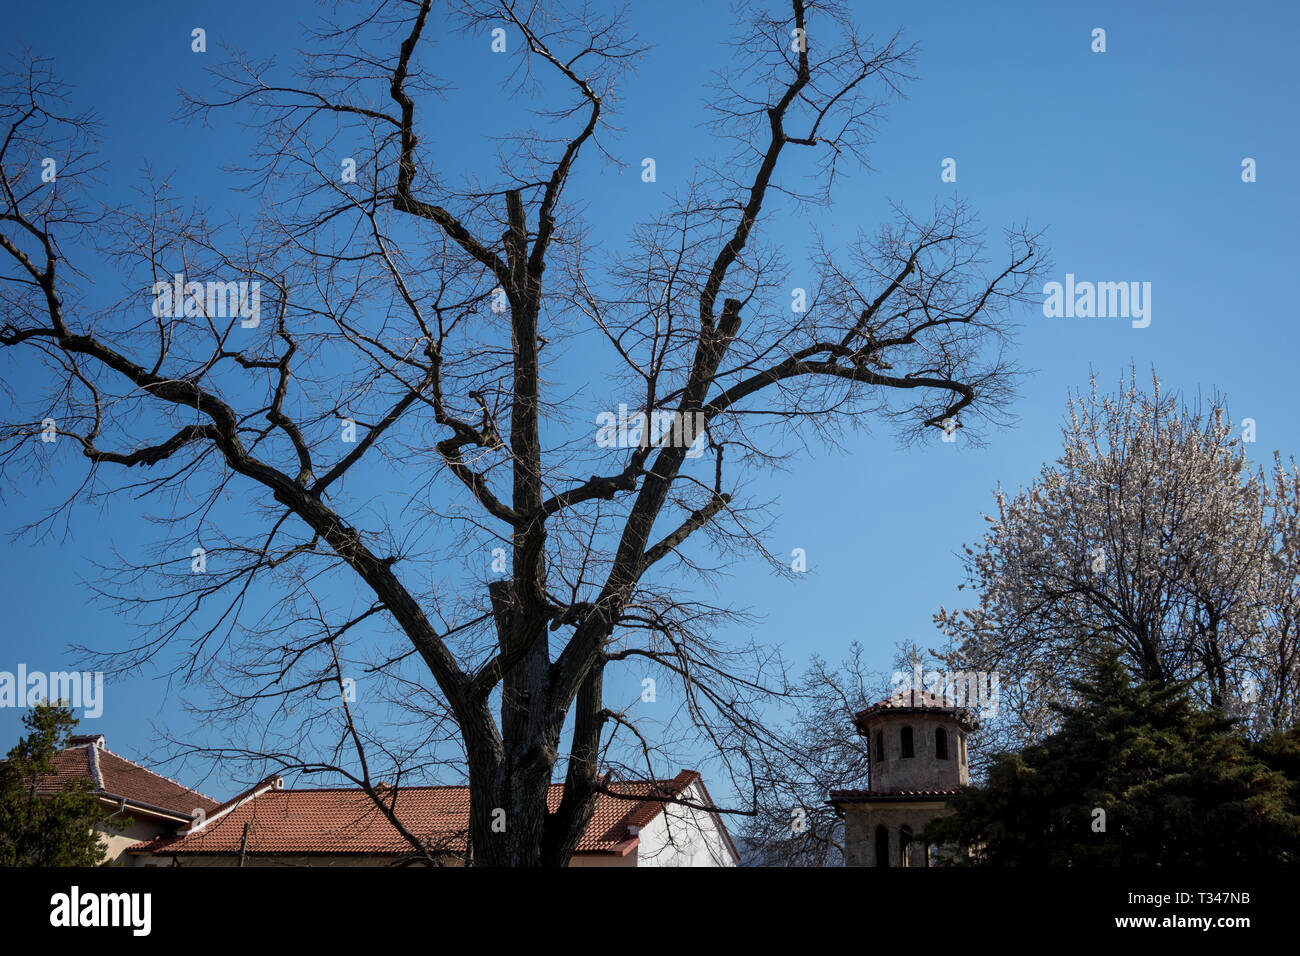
xmin=936 ymin=727 xmax=949 ymax=760
xmin=898 ymin=826 xmax=913 ymax=868
xmin=875 ymin=731 xmax=884 ymax=762
xmin=875 ymin=825 xmax=889 ymax=867
xmin=900 ymin=725 xmax=914 ymax=758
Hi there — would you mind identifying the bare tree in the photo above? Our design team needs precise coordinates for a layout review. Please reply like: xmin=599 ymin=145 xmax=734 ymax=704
xmin=1 ymin=0 xmax=1043 ymax=865
xmin=738 ymin=642 xmax=883 ymax=866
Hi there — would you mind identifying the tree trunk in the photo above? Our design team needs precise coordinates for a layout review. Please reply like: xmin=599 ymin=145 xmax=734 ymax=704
xmin=463 ymin=585 xmax=607 ymax=866
xmin=542 ymin=667 xmax=605 ymax=866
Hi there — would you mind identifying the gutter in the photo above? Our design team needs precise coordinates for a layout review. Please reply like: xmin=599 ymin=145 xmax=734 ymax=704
xmin=95 ymin=793 xmax=198 ymax=825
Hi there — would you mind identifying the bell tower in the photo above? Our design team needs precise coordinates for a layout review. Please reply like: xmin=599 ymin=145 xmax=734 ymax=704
xmin=829 ymin=687 xmax=979 ymax=866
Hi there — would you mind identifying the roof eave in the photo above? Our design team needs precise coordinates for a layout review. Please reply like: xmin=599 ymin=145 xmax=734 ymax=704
xmin=96 ymin=793 xmax=197 ymax=824
xmin=826 ymin=793 xmax=960 ymax=806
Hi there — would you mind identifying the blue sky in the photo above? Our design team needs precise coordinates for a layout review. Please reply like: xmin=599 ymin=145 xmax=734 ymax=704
xmin=2 ymin=0 xmax=1297 ymax=801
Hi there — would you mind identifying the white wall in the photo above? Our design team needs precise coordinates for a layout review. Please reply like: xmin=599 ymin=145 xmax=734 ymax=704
xmin=633 ymin=781 xmax=738 ymax=867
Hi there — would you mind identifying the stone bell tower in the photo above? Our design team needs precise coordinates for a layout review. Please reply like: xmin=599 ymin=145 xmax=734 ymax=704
xmin=829 ymin=688 xmax=979 ymax=867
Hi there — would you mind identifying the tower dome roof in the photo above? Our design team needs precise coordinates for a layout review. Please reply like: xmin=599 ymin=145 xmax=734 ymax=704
xmin=853 ymin=689 xmax=979 ymax=732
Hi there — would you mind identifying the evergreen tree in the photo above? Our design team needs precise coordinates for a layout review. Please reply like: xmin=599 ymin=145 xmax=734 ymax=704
xmin=0 ymin=705 xmax=116 ymax=866
xmin=922 ymin=649 xmax=1300 ymax=865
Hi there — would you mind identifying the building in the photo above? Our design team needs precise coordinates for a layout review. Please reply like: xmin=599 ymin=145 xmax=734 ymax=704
xmin=114 ymin=765 xmax=738 ymax=867
xmin=36 ymin=734 xmax=220 ymax=863
xmin=38 ymin=736 xmax=738 ymax=867
xmin=828 ymin=689 xmax=979 ymax=867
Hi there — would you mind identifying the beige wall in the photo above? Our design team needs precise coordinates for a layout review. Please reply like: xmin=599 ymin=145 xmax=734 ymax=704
xmin=842 ymin=801 xmax=954 ymax=867
xmin=568 ymin=851 xmax=637 ymax=868
xmin=866 ymin=714 xmax=969 ymax=792
xmin=98 ymin=816 xmax=181 ymax=865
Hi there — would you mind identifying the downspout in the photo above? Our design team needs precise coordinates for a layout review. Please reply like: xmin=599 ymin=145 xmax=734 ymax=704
xmin=105 ymin=795 xmax=128 ymax=821
xmin=102 ymin=796 xmax=129 ymax=865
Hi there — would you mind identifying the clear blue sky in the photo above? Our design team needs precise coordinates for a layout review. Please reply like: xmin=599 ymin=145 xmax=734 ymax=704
xmin=2 ymin=0 xmax=1297 ymax=800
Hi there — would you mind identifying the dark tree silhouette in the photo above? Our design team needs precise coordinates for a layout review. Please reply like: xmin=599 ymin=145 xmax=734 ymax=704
xmin=0 ymin=704 xmax=116 ymax=866
xmin=922 ymin=648 xmax=1300 ymax=866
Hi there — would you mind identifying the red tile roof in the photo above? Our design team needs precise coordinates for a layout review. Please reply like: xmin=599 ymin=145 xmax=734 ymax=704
xmin=130 ymin=769 xmax=730 ymax=859
xmin=853 ymin=689 xmax=980 ymax=729
xmin=37 ymin=736 xmax=219 ymax=820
